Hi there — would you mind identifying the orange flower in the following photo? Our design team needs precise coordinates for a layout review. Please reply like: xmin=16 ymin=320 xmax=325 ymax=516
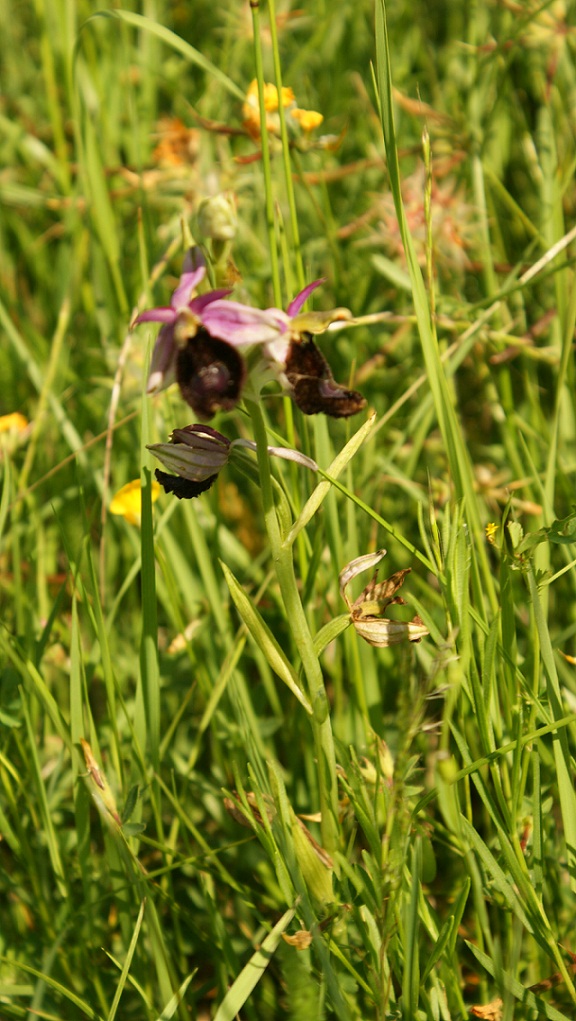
xmin=151 ymin=117 xmax=199 ymax=167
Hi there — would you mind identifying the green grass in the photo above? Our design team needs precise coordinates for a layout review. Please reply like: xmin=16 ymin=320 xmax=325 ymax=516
xmin=3 ymin=0 xmax=576 ymax=1018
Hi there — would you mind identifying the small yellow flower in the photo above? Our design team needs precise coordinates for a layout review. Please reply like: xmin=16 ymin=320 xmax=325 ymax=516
xmin=110 ymin=479 xmax=160 ymax=526
xmin=290 ymin=108 xmax=324 ymax=132
xmin=0 ymin=412 xmax=28 ymax=433
xmin=242 ymin=79 xmax=322 ymax=143
xmin=242 ymin=79 xmax=291 ymax=140
xmin=485 ymin=522 xmax=498 ymax=545
xmin=261 ymin=80 xmax=295 ymax=112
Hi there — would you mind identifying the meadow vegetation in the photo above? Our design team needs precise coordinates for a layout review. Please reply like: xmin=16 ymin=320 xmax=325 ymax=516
xmin=2 ymin=0 xmax=576 ymax=1018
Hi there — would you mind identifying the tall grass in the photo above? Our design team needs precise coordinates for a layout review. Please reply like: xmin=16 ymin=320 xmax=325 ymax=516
xmin=2 ymin=0 xmax=576 ymax=1018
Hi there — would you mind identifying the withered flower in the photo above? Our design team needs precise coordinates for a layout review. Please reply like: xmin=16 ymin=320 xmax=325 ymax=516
xmin=223 ymin=791 xmax=277 ymax=828
xmin=339 ymin=550 xmax=428 ymax=647
xmin=80 ymin=738 xmax=121 ymax=827
xmin=284 ymin=332 xmax=366 ymax=418
xmin=149 ymin=422 xmax=318 ymax=500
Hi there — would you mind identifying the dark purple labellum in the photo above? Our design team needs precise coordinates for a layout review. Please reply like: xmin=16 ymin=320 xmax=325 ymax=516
xmin=285 ymin=334 xmax=366 ymax=418
xmin=155 ymin=468 xmax=218 ymax=500
xmin=176 ymin=327 xmax=246 ymax=419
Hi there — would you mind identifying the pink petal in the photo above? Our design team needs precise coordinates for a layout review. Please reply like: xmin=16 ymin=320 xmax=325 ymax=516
xmin=286 ymin=278 xmax=325 ymax=318
xmin=171 ymin=266 xmax=206 ymax=309
xmin=135 ymin=306 xmax=177 ymax=325
xmin=202 ymin=302 xmax=288 ymax=346
xmin=191 ymin=289 xmax=233 ymax=313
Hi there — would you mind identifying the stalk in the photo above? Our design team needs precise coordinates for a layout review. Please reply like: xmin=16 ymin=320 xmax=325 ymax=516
xmin=247 ymin=399 xmax=339 ymax=853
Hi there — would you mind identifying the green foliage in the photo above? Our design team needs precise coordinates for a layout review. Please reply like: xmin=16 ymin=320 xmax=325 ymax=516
xmin=3 ymin=0 xmax=576 ymax=1018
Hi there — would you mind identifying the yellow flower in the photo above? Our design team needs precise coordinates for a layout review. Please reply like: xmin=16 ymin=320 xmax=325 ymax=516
xmin=110 ymin=479 xmax=160 ymax=526
xmin=260 ymin=80 xmax=294 ymax=112
xmin=290 ymin=108 xmax=324 ymax=132
xmin=485 ymin=522 xmax=498 ymax=545
xmin=242 ymin=79 xmax=292 ymax=140
xmin=0 ymin=412 xmax=28 ymax=433
xmin=242 ymin=79 xmax=322 ymax=142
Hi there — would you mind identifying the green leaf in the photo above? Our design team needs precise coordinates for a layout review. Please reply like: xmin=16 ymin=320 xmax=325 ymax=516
xmin=213 ymin=906 xmax=298 ymax=1021
xmin=121 ymin=785 xmax=141 ymax=826
xmin=106 ymin=900 xmax=146 ymax=1021
xmin=221 ymin=562 xmax=312 ymax=714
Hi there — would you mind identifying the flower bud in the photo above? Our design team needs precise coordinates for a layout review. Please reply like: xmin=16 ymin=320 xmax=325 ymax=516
xmin=80 ymin=738 xmax=121 ymax=827
xmin=292 ymin=817 xmax=334 ymax=906
xmin=197 ymin=192 xmax=238 ymax=242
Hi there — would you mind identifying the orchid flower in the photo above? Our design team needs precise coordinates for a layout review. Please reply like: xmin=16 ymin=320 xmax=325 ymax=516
xmin=134 ymin=249 xmax=280 ymax=418
xmin=252 ymin=281 xmax=366 ymax=418
xmin=134 ymin=250 xmax=365 ymax=419
xmin=148 ymin=423 xmax=318 ymax=500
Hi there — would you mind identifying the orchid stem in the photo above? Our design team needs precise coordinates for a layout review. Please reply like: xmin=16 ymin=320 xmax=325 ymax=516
xmin=247 ymin=400 xmax=339 ymax=853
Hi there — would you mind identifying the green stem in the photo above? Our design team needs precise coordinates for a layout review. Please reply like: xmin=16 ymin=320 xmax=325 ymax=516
xmin=247 ymin=400 xmax=339 ymax=852
xmin=250 ymin=1 xmax=281 ymax=304
xmin=266 ymin=0 xmax=305 ymax=292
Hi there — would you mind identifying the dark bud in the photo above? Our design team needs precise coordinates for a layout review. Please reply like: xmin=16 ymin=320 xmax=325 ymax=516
xmin=176 ymin=327 xmax=246 ymax=419
xmin=285 ymin=334 xmax=366 ymax=418
xmin=155 ymin=469 xmax=218 ymax=500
